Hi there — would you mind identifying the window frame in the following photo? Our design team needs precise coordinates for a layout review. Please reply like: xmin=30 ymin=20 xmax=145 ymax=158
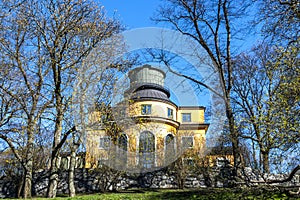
xmin=116 ymin=133 xmax=128 ymax=165
xmin=118 ymin=133 xmax=128 ymax=151
xmin=141 ymin=104 xmax=152 ymax=115
xmin=139 ymin=131 xmax=155 ymax=168
xmin=165 ymin=134 xmax=175 ymax=165
xmin=167 ymin=108 xmax=173 ymax=119
xmin=182 ymin=113 xmax=191 ymax=122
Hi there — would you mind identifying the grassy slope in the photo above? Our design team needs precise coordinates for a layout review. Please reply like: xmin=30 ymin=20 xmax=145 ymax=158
xmin=28 ymin=188 xmax=299 ymax=200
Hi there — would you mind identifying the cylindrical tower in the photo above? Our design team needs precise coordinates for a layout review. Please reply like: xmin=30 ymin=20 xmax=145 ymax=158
xmin=126 ymin=65 xmax=171 ymax=101
xmin=128 ymin=64 xmax=165 ymax=86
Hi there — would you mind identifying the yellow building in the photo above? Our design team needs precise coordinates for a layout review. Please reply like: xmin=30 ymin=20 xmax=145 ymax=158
xmin=86 ymin=65 xmax=209 ymax=172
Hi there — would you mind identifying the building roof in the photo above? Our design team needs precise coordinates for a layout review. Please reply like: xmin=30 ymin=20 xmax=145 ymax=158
xmin=126 ymin=83 xmax=170 ymax=100
xmin=179 ymin=123 xmax=209 ymax=131
xmin=178 ymin=106 xmax=206 ymax=110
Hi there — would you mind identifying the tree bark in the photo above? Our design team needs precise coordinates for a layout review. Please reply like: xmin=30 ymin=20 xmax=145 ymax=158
xmin=47 ymin=46 xmax=64 ymax=197
xmin=68 ymin=147 xmax=77 ymax=197
xmin=22 ymin=124 xmax=35 ymax=198
xmin=47 ymin=93 xmax=63 ymax=198
xmin=225 ymin=96 xmax=241 ymax=176
xmin=47 ymin=155 xmax=61 ymax=198
xmin=262 ymin=151 xmax=270 ymax=174
xmin=17 ymin=177 xmax=24 ymax=198
xmin=22 ymin=146 xmax=33 ymax=198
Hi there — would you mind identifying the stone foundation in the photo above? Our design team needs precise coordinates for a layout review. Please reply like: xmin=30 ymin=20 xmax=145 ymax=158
xmin=0 ymin=167 xmax=299 ymax=198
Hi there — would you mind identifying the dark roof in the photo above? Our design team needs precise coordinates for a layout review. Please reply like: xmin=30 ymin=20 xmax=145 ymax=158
xmin=131 ymin=89 xmax=169 ymax=100
xmin=125 ymin=83 xmax=171 ymax=101
xmin=179 ymin=123 xmax=209 ymax=131
xmin=178 ymin=106 xmax=206 ymax=110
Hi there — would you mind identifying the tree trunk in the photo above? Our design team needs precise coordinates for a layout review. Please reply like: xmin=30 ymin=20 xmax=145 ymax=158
xmin=47 ymin=72 xmax=63 ymax=198
xmin=262 ymin=151 xmax=270 ymax=174
xmin=226 ymin=98 xmax=241 ymax=176
xmin=47 ymin=155 xmax=61 ymax=198
xmin=22 ymin=167 xmax=32 ymax=198
xmin=68 ymin=148 xmax=77 ymax=197
xmin=17 ymin=176 xmax=24 ymax=198
xmin=23 ymin=160 xmax=33 ymax=198
xmin=22 ymin=127 xmax=34 ymax=198
xmin=47 ymin=117 xmax=63 ymax=198
xmin=251 ymin=141 xmax=258 ymax=170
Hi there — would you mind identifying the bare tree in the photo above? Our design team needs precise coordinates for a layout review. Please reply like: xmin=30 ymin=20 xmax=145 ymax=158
xmin=1 ymin=0 xmax=123 ymax=197
xmin=234 ymin=0 xmax=300 ymax=175
xmin=153 ymin=0 xmax=253 ymax=175
xmin=232 ymin=43 xmax=299 ymax=174
xmin=67 ymin=33 xmax=128 ymax=197
xmin=0 ymin=1 xmax=53 ymax=197
xmin=256 ymin=0 xmax=299 ymax=44
xmin=16 ymin=0 xmax=123 ymax=197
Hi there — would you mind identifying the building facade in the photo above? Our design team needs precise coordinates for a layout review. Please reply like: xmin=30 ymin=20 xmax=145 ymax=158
xmin=86 ymin=65 xmax=209 ymax=172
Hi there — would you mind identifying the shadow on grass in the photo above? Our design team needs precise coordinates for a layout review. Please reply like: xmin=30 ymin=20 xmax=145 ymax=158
xmin=54 ymin=187 xmax=299 ymax=200
xmin=116 ymin=188 xmax=160 ymax=194
xmin=137 ymin=188 xmax=298 ymax=200
xmin=151 ymin=188 xmax=233 ymax=200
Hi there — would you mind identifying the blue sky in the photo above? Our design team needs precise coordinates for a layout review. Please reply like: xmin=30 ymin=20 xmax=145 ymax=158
xmin=99 ymin=1 xmax=259 ymax=49
xmin=100 ymin=0 xmax=162 ymax=28
xmin=99 ymin=1 xmax=213 ymax=110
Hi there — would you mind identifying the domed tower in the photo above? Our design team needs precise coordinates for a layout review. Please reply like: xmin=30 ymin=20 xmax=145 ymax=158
xmin=125 ymin=64 xmax=178 ymax=126
xmin=126 ymin=64 xmax=170 ymax=102
xmin=123 ymin=65 xmax=179 ymax=170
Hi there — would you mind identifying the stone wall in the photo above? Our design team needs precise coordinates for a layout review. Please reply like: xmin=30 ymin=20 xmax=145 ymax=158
xmin=0 ymin=167 xmax=299 ymax=198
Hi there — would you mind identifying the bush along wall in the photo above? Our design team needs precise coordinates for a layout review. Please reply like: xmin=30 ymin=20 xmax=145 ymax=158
xmin=0 ymin=166 xmax=299 ymax=198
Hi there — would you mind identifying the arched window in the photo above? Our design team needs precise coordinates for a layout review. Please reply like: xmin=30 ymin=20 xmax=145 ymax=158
xmin=118 ymin=134 xmax=128 ymax=151
xmin=139 ymin=131 xmax=155 ymax=168
xmin=116 ymin=133 xmax=128 ymax=166
xmin=165 ymin=134 xmax=175 ymax=165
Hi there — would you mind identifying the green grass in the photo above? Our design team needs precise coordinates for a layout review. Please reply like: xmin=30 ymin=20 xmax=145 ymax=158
xmin=25 ymin=188 xmax=300 ymax=200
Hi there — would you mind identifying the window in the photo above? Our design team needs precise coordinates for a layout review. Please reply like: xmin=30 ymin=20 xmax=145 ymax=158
xmin=118 ymin=134 xmax=127 ymax=151
xmin=182 ymin=113 xmax=191 ymax=122
xmin=139 ymin=131 xmax=155 ymax=168
xmin=116 ymin=133 xmax=128 ymax=166
xmin=99 ymin=136 xmax=111 ymax=149
xmin=165 ymin=134 xmax=175 ymax=165
xmin=141 ymin=104 xmax=151 ymax=115
xmin=167 ymin=108 xmax=173 ymax=119
xmin=182 ymin=136 xmax=194 ymax=148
